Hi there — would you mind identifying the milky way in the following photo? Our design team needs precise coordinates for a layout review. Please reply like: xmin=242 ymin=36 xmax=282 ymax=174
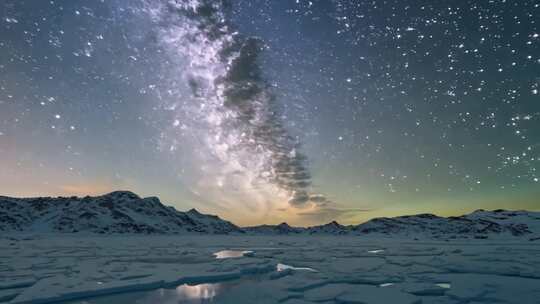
xmin=145 ymin=0 xmax=324 ymax=208
xmin=0 ymin=0 xmax=538 ymax=225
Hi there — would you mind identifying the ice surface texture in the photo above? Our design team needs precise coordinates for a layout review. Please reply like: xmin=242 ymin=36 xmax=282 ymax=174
xmin=1 ymin=235 xmax=540 ymax=304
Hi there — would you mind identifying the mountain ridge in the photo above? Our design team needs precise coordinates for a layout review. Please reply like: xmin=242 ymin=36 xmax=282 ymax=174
xmin=0 ymin=191 xmax=238 ymax=234
xmin=1 ymin=191 xmax=539 ymax=239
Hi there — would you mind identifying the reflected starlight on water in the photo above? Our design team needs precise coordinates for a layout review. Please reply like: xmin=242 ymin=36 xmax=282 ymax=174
xmin=176 ymin=283 xmax=221 ymax=300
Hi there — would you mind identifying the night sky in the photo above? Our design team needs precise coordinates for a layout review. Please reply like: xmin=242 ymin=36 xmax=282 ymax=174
xmin=1 ymin=0 xmax=539 ymax=226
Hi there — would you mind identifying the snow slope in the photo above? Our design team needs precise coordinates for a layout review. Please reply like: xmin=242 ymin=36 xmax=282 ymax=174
xmin=0 ymin=191 xmax=239 ymax=234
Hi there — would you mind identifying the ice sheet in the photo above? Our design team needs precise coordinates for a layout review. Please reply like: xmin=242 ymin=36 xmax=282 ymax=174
xmin=1 ymin=234 xmax=539 ymax=304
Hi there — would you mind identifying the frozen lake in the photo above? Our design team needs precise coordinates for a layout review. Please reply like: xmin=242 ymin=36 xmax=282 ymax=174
xmin=1 ymin=235 xmax=539 ymax=303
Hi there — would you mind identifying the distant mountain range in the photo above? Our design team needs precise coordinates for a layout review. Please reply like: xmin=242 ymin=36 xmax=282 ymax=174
xmin=1 ymin=191 xmax=539 ymax=239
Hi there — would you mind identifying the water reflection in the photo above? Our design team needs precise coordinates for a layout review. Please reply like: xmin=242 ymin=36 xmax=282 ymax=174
xmin=175 ymin=283 xmax=220 ymax=300
xmin=66 ymin=283 xmax=223 ymax=304
xmin=213 ymin=250 xmax=253 ymax=259
xmin=135 ymin=283 xmax=222 ymax=304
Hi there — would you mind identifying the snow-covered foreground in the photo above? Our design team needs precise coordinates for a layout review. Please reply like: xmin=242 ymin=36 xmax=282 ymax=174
xmin=1 ymin=235 xmax=539 ymax=304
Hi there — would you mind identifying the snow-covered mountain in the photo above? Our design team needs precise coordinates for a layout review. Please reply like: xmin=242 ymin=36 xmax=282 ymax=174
xmin=307 ymin=221 xmax=349 ymax=235
xmin=244 ymin=221 xmax=348 ymax=235
xmin=244 ymin=221 xmax=351 ymax=235
xmin=1 ymin=191 xmax=538 ymax=238
xmin=0 ymin=191 xmax=239 ymax=234
xmin=245 ymin=210 xmax=540 ymax=239
xmin=244 ymin=222 xmax=305 ymax=234
xmin=352 ymin=210 xmax=540 ymax=238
